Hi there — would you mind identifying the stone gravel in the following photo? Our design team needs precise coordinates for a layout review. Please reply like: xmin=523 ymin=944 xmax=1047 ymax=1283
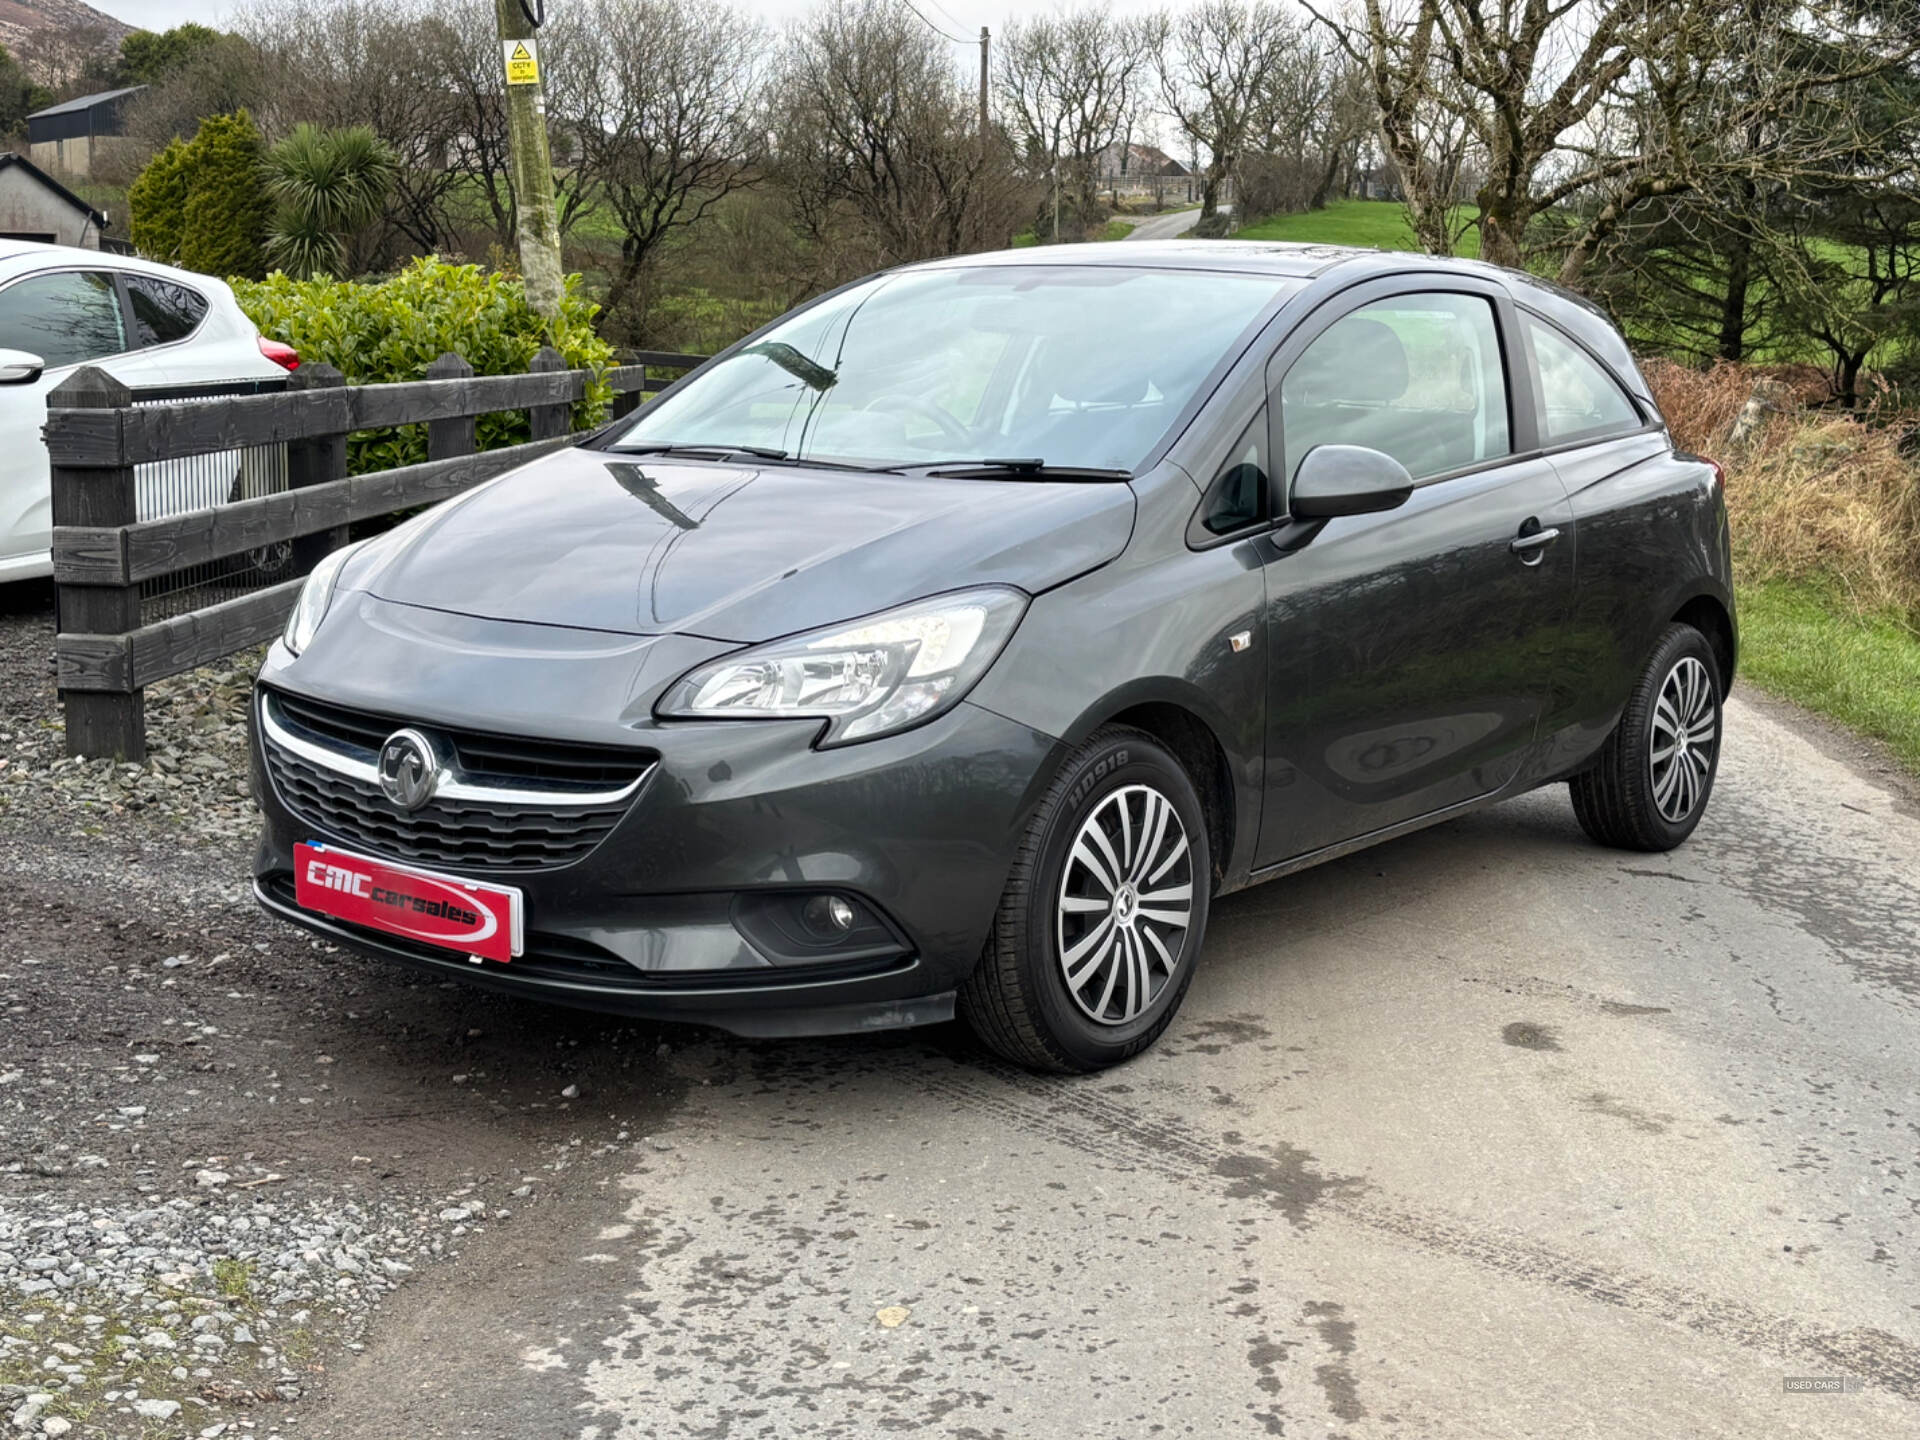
xmin=0 ymin=610 xmax=261 ymax=850
xmin=2 ymin=592 xmax=685 ymax=1438
xmin=0 ymin=1182 xmax=500 ymax=1438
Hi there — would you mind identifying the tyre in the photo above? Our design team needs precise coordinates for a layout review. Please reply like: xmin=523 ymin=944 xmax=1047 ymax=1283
xmin=960 ymin=725 xmax=1211 ymax=1073
xmin=1570 ymin=624 xmax=1723 ymax=852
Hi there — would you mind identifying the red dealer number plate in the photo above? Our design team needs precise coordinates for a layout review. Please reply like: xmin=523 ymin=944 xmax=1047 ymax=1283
xmin=294 ymin=842 xmax=523 ymax=963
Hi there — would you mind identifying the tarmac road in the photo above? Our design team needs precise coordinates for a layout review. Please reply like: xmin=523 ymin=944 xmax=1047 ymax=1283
xmin=301 ymin=689 xmax=1920 ymax=1440
xmin=1123 ymin=205 xmax=1229 ymax=242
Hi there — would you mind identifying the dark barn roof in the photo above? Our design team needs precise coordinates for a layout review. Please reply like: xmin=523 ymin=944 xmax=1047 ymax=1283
xmin=26 ymin=86 xmax=147 ymax=146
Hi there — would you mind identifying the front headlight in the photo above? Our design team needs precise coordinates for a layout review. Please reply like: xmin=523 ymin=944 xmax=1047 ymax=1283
xmin=657 ymin=587 xmax=1028 ymax=745
xmin=282 ymin=541 xmax=361 ymax=656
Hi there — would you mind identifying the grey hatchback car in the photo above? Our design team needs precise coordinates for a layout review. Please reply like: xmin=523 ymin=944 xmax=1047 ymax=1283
xmin=251 ymin=242 xmax=1734 ymax=1072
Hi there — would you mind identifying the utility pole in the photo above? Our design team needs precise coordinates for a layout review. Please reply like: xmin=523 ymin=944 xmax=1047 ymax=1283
xmin=495 ymin=0 xmax=563 ymax=320
xmin=978 ymin=27 xmax=990 ymax=154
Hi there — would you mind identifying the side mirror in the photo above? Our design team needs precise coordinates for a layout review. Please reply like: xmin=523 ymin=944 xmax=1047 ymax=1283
xmin=1288 ymin=444 xmax=1414 ymax=519
xmin=0 ymin=349 xmax=45 ymax=386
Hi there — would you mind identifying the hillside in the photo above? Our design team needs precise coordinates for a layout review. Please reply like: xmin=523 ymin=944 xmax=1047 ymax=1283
xmin=0 ymin=0 xmax=131 ymax=55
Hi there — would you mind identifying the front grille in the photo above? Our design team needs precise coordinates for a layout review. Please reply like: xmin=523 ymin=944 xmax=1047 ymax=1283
xmin=259 ymin=689 xmax=652 ymax=873
xmin=270 ymin=689 xmax=650 ymax=790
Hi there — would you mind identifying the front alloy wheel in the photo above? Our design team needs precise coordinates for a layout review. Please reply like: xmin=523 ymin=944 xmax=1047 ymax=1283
xmin=1056 ymin=785 xmax=1195 ymax=1026
xmin=961 ymin=726 xmax=1211 ymax=1072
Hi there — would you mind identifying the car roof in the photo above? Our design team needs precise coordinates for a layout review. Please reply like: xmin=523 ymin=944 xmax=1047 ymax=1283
xmin=0 ymin=239 xmax=234 ymax=291
xmin=912 ymin=239 xmax=1378 ymax=279
xmin=907 ymin=238 xmax=1651 ymax=404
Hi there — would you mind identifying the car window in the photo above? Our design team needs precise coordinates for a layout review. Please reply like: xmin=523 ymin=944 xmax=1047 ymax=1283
xmin=1525 ymin=314 xmax=1642 ymax=443
xmin=1281 ymin=292 xmax=1510 ymax=483
xmin=1199 ymin=411 xmax=1267 ymax=536
xmin=127 ymin=275 xmax=210 ymax=347
xmin=613 ymin=266 xmax=1299 ymax=473
xmin=0 ymin=270 xmax=126 ymax=370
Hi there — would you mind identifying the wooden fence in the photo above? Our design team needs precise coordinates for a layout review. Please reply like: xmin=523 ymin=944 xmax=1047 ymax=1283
xmin=45 ymin=344 xmax=706 ymax=761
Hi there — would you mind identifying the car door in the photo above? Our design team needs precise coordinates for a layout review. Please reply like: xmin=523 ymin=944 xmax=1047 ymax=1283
xmin=1515 ymin=308 xmax=1686 ymax=771
xmin=1253 ymin=278 xmax=1575 ymax=867
xmin=0 ymin=268 xmax=172 ymax=578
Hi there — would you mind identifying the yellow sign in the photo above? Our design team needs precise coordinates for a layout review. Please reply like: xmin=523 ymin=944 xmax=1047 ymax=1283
xmin=503 ymin=38 xmax=540 ymax=86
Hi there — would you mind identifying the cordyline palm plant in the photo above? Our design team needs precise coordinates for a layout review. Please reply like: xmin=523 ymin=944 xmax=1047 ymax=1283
xmin=263 ymin=123 xmax=397 ymax=279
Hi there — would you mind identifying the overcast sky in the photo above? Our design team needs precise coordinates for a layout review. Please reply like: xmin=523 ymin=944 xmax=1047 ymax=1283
xmin=98 ymin=0 xmax=1172 ymax=36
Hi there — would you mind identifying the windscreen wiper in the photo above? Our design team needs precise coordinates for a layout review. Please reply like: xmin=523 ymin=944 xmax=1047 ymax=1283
xmin=607 ymin=442 xmax=896 ymax=474
xmin=610 ymin=442 xmax=791 ymax=462
xmin=909 ymin=457 xmax=1132 ymax=479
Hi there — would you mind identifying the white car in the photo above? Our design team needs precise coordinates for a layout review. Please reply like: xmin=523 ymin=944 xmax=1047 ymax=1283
xmin=0 ymin=241 xmax=296 ymax=584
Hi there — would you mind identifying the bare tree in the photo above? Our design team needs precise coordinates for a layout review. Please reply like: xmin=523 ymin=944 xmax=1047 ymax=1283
xmin=16 ymin=23 xmax=116 ymax=98
xmin=234 ymin=0 xmax=468 ymax=260
xmin=1241 ymin=26 xmax=1373 ymax=217
xmin=1148 ymin=0 xmax=1301 ymax=229
xmin=997 ymin=9 xmax=1152 ymax=241
xmin=772 ymin=0 xmax=1031 ymax=286
xmin=119 ymin=33 xmax=271 ymax=154
xmin=565 ymin=0 xmax=768 ymax=325
xmin=1311 ymin=0 xmax=1920 ymax=277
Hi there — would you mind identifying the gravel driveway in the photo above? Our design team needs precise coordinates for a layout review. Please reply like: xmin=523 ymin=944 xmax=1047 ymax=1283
xmin=3 ymin=590 xmax=1917 ymax=1438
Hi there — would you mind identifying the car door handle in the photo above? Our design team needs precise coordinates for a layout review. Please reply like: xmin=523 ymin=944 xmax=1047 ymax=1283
xmin=1510 ymin=526 xmax=1562 ymax=562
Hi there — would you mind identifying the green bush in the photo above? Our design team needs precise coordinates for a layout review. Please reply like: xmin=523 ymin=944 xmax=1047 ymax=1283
xmin=180 ymin=111 xmax=268 ymax=279
xmin=231 ymin=257 xmax=616 ymax=474
xmin=127 ymin=111 xmax=268 ymax=277
xmin=127 ymin=138 xmax=189 ymax=264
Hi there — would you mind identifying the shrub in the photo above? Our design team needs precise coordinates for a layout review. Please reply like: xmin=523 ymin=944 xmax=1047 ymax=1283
xmin=264 ymin=123 xmax=397 ymax=280
xmin=179 ymin=111 xmax=268 ymax=279
xmin=127 ymin=111 xmax=268 ymax=277
xmin=231 ymin=257 xmax=616 ymax=474
xmin=127 ymin=138 xmax=190 ymax=264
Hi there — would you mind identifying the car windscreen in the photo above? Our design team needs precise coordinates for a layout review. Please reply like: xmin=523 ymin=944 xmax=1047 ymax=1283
xmin=609 ymin=266 xmax=1297 ymax=473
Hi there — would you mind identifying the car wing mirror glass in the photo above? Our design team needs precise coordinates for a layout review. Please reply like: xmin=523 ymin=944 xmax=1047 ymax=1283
xmin=0 ymin=349 xmax=44 ymax=385
xmin=1288 ymin=444 xmax=1414 ymax=519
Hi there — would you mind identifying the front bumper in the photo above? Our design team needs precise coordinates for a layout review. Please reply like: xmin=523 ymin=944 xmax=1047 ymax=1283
xmin=249 ymin=599 xmax=1065 ymax=1036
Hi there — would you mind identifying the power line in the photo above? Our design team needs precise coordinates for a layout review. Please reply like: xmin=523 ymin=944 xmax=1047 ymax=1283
xmin=901 ymin=0 xmax=968 ymax=45
xmin=923 ymin=0 xmax=970 ymax=34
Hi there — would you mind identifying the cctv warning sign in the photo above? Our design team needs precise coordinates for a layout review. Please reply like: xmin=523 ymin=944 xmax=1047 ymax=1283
xmin=503 ymin=38 xmax=540 ymax=86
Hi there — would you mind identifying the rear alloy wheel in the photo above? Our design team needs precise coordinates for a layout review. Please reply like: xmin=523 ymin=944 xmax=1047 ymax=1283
xmin=1570 ymin=624 xmax=1723 ymax=851
xmin=960 ymin=726 xmax=1211 ymax=1072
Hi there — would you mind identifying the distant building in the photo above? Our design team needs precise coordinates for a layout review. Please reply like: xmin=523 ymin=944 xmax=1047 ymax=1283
xmin=26 ymin=85 xmax=147 ymax=182
xmin=1095 ymin=142 xmax=1191 ymax=183
xmin=0 ymin=153 xmax=110 ymax=248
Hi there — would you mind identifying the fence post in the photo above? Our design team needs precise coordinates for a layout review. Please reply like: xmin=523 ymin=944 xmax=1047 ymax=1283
xmin=527 ymin=345 xmax=570 ymax=442
xmin=286 ymin=363 xmax=348 ymax=573
xmin=611 ymin=369 xmax=643 ymax=421
xmin=424 ymin=352 xmax=476 ymax=460
xmin=49 ymin=367 xmax=145 ymax=761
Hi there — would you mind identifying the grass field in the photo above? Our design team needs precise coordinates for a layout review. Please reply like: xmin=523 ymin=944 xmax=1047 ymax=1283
xmin=1734 ymin=579 xmax=1920 ymax=774
xmin=1014 ymin=217 xmax=1138 ymax=247
xmin=1233 ymin=199 xmax=1482 ymax=257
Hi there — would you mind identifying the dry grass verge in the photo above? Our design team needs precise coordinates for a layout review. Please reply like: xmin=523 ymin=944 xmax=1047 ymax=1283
xmin=1644 ymin=359 xmax=1920 ymax=621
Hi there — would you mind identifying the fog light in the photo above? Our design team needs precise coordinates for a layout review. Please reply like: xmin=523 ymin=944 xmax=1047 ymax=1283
xmin=731 ymin=891 xmax=909 ymax=968
xmin=804 ymin=894 xmax=857 ymax=936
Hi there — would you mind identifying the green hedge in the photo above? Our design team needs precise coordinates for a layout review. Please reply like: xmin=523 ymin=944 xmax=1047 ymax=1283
xmin=232 ymin=258 xmax=615 ymax=474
